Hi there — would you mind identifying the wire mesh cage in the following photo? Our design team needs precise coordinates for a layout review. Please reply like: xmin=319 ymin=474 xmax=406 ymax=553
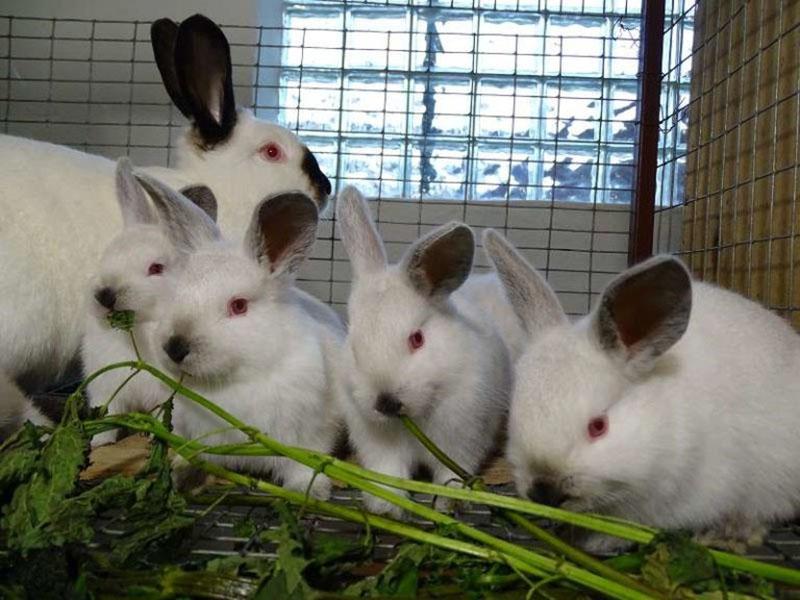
xmin=654 ymin=0 xmax=800 ymax=329
xmin=1 ymin=0 xmax=692 ymax=317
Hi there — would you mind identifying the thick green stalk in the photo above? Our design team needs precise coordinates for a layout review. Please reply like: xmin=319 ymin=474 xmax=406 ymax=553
xmin=85 ymin=363 xmax=800 ymax=589
xmin=163 ymin=441 xmax=550 ymax=580
xmin=85 ymin=363 xmax=655 ymax=541
xmin=398 ymin=415 xmax=660 ymax=598
xmin=96 ymin=412 xmax=644 ymax=600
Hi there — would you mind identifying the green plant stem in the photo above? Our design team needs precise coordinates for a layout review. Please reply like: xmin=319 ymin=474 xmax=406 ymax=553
xmin=96 ymin=412 xmax=643 ymax=600
xmin=100 ymin=368 xmax=141 ymax=412
xmin=170 ymin=448 xmax=552 ymax=580
xmin=82 ymin=362 xmax=800 ymax=589
xmin=82 ymin=363 xmax=655 ymax=541
xmin=398 ymin=415 xmax=659 ymax=598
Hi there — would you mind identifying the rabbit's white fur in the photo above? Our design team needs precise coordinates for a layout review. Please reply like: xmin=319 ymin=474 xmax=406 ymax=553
xmin=0 ymin=373 xmax=51 ymax=438
xmin=82 ymin=159 xmax=196 ymax=447
xmin=0 ymin=113 xmax=324 ymax=388
xmin=0 ymin=14 xmax=331 ymax=433
xmin=150 ymin=183 xmax=343 ymax=499
xmin=485 ymin=229 xmax=800 ymax=552
xmin=336 ymin=186 xmax=516 ymax=517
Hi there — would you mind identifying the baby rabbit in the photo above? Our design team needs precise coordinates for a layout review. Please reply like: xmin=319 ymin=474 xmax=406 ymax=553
xmin=82 ymin=158 xmax=216 ymax=447
xmin=0 ymin=14 xmax=331 ymax=420
xmin=336 ymin=186 xmax=518 ymax=517
xmin=146 ymin=178 xmax=343 ymax=499
xmin=484 ymin=229 xmax=800 ymax=552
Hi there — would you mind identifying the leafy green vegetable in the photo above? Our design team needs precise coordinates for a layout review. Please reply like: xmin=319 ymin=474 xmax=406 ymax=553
xmin=1 ymin=400 xmax=88 ymax=552
xmin=107 ymin=309 xmax=136 ymax=331
xmin=641 ymin=531 xmax=716 ymax=594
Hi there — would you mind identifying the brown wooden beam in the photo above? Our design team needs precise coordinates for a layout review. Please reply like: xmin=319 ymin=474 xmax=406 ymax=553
xmin=629 ymin=0 xmax=666 ymax=265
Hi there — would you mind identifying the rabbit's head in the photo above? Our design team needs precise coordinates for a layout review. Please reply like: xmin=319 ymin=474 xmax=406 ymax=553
xmin=484 ymin=230 xmax=692 ymax=511
xmin=91 ymin=158 xmax=217 ymax=325
xmin=153 ymin=188 xmax=319 ymax=384
xmin=336 ymin=186 xmax=477 ymax=423
xmin=151 ymin=14 xmax=331 ymax=211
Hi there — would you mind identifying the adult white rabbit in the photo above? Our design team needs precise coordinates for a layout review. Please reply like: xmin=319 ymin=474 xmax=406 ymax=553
xmin=82 ymin=158 xmax=216 ymax=447
xmin=484 ymin=229 xmax=800 ymax=552
xmin=0 ymin=14 xmax=331 ymax=423
xmin=335 ymin=186 xmax=520 ymax=517
xmin=143 ymin=175 xmax=343 ymax=499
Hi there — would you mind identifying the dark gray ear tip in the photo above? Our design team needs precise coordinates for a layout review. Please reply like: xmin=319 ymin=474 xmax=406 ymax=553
xmin=150 ymin=18 xmax=178 ymax=38
xmin=258 ymin=192 xmax=319 ymax=226
xmin=642 ymin=255 xmax=692 ymax=291
xmin=180 ymin=13 xmax=227 ymax=41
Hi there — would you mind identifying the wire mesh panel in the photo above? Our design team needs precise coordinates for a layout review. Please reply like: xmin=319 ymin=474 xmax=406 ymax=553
xmin=655 ymin=0 xmax=800 ymax=329
xmin=1 ymin=3 xmax=687 ymax=316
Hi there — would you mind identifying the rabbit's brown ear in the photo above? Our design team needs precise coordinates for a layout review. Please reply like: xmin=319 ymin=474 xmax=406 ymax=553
xmin=403 ymin=222 xmax=474 ymax=300
xmin=246 ymin=192 xmax=319 ymax=278
xmin=593 ymin=255 xmax=692 ymax=370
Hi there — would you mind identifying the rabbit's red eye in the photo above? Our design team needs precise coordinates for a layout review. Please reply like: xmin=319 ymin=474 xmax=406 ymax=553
xmin=259 ymin=142 xmax=283 ymax=162
xmin=148 ymin=263 xmax=164 ymax=276
xmin=408 ymin=329 xmax=424 ymax=351
xmin=228 ymin=298 xmax=248 ymax=317
xmin=587 ymin=416 xmax=608 ymax=440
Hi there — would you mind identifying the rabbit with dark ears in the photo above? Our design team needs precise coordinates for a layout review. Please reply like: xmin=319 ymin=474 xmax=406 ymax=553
xmin=484 ymin=229 xmax=800 ymax=553
xmin=150 ymin=186 xmax=344 ymax=499
xmin=82 ymin=159 xmax=218 ymax=447
xmin=336 ymin=186 xmax=522 ymax=518
xmin=0 ymin=13 xmax=331 ymax=419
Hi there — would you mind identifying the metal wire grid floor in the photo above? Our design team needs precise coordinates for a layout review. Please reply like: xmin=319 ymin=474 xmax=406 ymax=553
xmin=94 ymin=485 xmax=800 ymax=570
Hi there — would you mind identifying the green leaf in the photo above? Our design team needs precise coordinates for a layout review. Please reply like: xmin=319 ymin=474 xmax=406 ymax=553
xmin=344 ymin=543 xmax=429 ymax=598
xmin=107 ymin=309 xmax=136 ymax=331
xmin=1 ymin=418 xmax=88 ymax=551
xmin=641 ymin=531 xmax=715 ymax=596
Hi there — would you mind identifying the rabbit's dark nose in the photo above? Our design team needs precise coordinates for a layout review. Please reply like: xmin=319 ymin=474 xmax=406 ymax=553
xmin=164 ymin=335 xmax=190 ymax=364
xmin=375 ymin=393 xmax=403 ymax=416
xmin=527 ymin=481 xmax=567 ymax=507
xmin=95 ymin=287 xmax=116 ymax=310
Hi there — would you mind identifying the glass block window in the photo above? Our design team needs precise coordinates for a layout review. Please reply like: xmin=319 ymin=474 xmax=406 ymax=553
xmin=267 ymin=1 xmax=691 ymax=204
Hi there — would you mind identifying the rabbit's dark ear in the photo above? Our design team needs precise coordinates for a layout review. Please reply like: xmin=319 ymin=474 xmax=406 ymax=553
xmin=593 ymin=256 xmax=692 ymax=372
xmin=246 ymin=192 xmax=319 ymax=278
xmin=173 ymin=14 xmax=237 ymax=148
xmin=150 ymin=18 xmax=192 ymax=118
xmin=180 ymin=184 xmax=217 ymax=223
xmin=403 ymin=223 xmax=474 ymax=300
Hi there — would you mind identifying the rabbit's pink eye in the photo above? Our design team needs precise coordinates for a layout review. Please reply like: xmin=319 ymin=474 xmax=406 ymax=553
xmin=587 ymin=416 xmax=608 ymax=440
xmin=408 ymin=329 xmax=424 ymax=351
xmin=148 ymin=263 xmax=164 ymax=276
xmin=259 ymin=142 xmax=283 ymax=162
xmin=228 ymin=298 xmax=248 ymax=317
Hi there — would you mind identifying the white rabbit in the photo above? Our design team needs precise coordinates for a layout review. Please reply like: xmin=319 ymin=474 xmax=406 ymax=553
xmin=82 ymin=158 xmax=217 ymax=447
xmin=335 ymin=186 xmax=518 ymax=517
xmin=0 ymin=14 xmax=331 ymax=426
xmin=484 ymin=229 xmax=800 ymax=552
xmin=145 ymin=179 xmax=343 ymax=499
